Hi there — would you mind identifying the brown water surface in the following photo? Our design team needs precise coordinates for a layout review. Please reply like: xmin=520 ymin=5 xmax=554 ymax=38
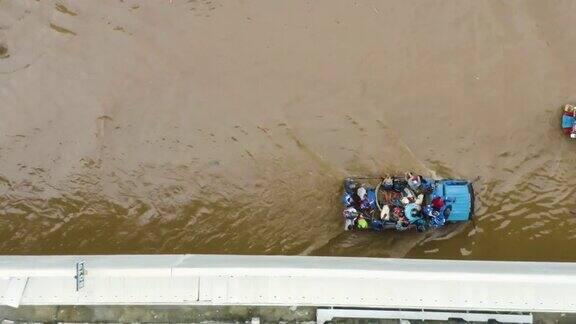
xmin=1 ymin=0 xmax=576 ymax=260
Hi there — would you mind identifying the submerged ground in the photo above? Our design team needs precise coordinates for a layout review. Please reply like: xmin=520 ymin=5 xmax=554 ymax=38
xmin=0 ymin=0 xmax=576 ymax=260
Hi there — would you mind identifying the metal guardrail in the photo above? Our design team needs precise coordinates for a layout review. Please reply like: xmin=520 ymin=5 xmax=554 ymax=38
xmin=316 ymin=308 xmax=533 ymax=323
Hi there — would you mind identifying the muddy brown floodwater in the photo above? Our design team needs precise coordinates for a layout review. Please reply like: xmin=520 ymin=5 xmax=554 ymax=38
xmin=0 ymin=0 xmax=576 ymax=260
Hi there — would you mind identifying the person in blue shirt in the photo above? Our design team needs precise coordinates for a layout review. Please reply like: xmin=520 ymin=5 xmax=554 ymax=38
xmin=404 ymin=202 xmax=427 ymax=231
xmin=404 ymin=203 xmax=421 ymax=223
xmin=424 ymin=205 xmax=445 ymax=228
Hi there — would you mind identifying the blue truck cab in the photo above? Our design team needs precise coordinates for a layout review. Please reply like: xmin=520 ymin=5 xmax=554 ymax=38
xmin=429 ymin=179 xmax=474 ymax=222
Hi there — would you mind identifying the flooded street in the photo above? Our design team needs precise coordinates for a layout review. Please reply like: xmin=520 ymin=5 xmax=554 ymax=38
xmin=1 ymin=0 xmax=576 ymax=260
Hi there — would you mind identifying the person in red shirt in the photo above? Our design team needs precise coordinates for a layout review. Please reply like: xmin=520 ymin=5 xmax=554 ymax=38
xmin=432 ymin=197 xmax=445 ymax=211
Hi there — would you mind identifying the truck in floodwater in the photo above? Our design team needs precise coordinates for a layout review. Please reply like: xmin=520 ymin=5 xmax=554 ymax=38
xmin=342 ymin=174 xmax=474 ymax=232
xmin=561 ymin=104 xmax=576 ymax=138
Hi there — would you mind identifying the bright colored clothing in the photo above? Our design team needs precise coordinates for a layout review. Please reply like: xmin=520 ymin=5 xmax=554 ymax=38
xmin=404 ymin=203 xmax=421 ymax=223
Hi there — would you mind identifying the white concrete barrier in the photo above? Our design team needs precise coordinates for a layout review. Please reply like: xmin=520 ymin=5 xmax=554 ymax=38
xmin=0 ymin=254 xmax=574 ymax=312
